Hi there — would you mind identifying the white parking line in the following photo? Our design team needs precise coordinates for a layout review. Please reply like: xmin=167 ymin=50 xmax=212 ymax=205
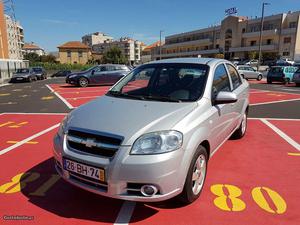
xmin=1 ymin=112 xmax=68 ymax=115
xmin=46 ymin=85 xmax=74 ymax=109
xmin=65 ymin=96 xmax=99 ymax=100
xmin=250 ymin=98 xmax=300 ymax=106
xmin=0 ymin=123 xmax=60 ymax=155
xmin=249 ymin=117 xmax=300 ymax=121
xmin=114 ymin=201 xmax=136 ymax=225
xmin=261 ymin=119 xmax=300 ymax=151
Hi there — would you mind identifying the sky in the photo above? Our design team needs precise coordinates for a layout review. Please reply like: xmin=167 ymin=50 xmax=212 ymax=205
xmin=12 ymin=0 xmax=300 ymax=52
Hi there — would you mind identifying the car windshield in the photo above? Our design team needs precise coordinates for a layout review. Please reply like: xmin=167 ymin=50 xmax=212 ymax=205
xmin=32 ymin=68 xmax=42 ymax=72
xmin=270 ymin=67 xmax=283 ymax=73
xmin=107 ymin=63 xmax=209 ymax=102
xmin=16 ymin=68 xmax=29 ymax=73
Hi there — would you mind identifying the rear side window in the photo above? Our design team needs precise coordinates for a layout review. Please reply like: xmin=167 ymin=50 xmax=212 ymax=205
xmin=270 ymin=67 xmax=283 ymax=73
xmin=212 ymin=64 xmax=231 ymax=98
xmin=226 ymin=64 xmax=242 ymax=90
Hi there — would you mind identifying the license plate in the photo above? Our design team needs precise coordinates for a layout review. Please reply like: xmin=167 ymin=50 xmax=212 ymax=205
xmin=63 ymin=158 xmax=105 ymax=182
xmin=16 ymin=77 xmax=23 ymax=80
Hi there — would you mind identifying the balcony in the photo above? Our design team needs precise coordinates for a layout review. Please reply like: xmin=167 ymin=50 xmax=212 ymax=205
xmin=156 ymin=49 xmax=220 ymax=58
xmin=229 ymin=44 xmax=278 ymax=52
xmin=281 ymin=28 xmax=296 ymax=35
xmin=164 ymin=38 xmax=213 ymax=48
xmin=242 ymin=29 xmax=279 ymax=38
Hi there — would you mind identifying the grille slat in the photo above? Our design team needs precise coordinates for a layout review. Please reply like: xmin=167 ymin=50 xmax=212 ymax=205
xmin=67 ymin=128 xmax=123 ymax=158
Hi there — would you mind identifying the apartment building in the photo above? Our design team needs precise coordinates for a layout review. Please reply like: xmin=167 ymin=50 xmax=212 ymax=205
xmin=58 ymin=41 xmax=91 ymax=64
xmin=158 ymin=11 xmax=300 ymax=61
xmin=23 ymin=42 xmax=45 ymax=56
xmin=5 ymin=14 xmax=24 ymax=59
xmin=0 ymin=1 xmax=9 ymax=59
xmin=92 ymin=37 xmax=142 ymax=64
xmin=82 ymin=32 xmax=113 ymax=47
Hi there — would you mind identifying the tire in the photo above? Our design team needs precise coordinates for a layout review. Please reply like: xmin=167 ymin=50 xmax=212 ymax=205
xmin=285 ymin=78 xmax=290 ymax=85
xmin=267 ymin=79 xmax=272 ymax=84
xmin=78 ymin=77 xmax=89 ymax=87
xmin=28 ymin=77 xmax=32 ymax=82
xmin=231 ymin=111 xmax=247 ymax=140
xmin=257 ymin=74 xmax=263 ymax=81
xmin=179 ymin=145 xmax=208 ymax=204
xmin=296 ymin=83 xmax=300 ymax=87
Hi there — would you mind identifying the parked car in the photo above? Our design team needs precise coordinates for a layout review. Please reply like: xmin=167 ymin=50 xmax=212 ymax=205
xmin=53 ymin=58 xmax=249 ymax=204
xmin=237 ymin=65 xmax=263 ymax=80
xmin=292 ymin=68 xmax=300 ymax=87
xmin=245 ymin=59 xmax=259 ymax=67
xmin=267 ymin=66 xmax=298 ymax=84
xmin=66 ymin=64 xmax=131 ymax=87
xmin=51 ymin=70 xmax=72 ymax=77
xmin=32 ymin=67 xmax=47 ymax=80
xmin=276 ymin=59 xmax=294 ymax=66
xmin=10 ymin=68 xmax=37 ymax=83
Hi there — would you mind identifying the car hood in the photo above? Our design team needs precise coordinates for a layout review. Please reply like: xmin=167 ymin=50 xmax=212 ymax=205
xmin=13 ymin=73 xmax=30 ymax=77
xmin=67 ymin=95 xmax=197 ymax=145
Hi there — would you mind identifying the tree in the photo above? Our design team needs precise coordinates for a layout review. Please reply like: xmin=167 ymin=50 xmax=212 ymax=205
xmin=24 ymin=52 xmax=40 ymax=63
xmin=102 ymin=46 xmax=128 ymax=64
xmin=247 ymin=51 xmax=258 ymax=60
xmin=214 ymin=53 xmax=224 ymax=59
xmin=40 ymin=54 xmax=57 ymax=63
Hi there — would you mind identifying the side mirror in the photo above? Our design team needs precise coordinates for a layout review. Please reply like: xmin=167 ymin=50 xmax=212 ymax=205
xmin=214 ymin=91 xmax=238 ymax=105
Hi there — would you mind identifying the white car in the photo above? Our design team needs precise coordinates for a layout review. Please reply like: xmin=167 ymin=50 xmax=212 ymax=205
xmin=245 ymin=59 xmax=258 ymax=66
xmin=237 ymin=65 xmax=263 ymax=80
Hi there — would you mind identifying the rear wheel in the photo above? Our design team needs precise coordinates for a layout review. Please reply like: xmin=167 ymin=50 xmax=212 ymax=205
xmin=179 ymin=146 xmax=208 ymax=204
xmin=285 ymin=78 xmax=290 ymax=84
xmin=257 ymin=74 xmax=263 ymax=81
xmin=78 ymin=77 xmax=89 ymax=87
xmin=231 ymin=111 xmax=247 ymax=139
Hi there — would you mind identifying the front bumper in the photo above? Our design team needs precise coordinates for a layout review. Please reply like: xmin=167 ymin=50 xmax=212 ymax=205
xmin=10 ymin=77 xmax=29 ymax=82
xmin=53 ymin=134 xmax=184 ymax=202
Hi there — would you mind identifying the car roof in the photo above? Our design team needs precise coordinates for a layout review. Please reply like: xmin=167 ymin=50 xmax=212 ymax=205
xmin=145 ymin=57 xmax=229 ymax=66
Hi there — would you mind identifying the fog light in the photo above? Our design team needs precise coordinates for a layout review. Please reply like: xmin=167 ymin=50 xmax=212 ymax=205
xmin=141 ymin=185 xmax=158 ymax=197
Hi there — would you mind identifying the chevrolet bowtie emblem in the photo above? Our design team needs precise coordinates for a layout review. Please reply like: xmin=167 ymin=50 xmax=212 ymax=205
xmin=85 ymin=138 xmax=97 ymax=148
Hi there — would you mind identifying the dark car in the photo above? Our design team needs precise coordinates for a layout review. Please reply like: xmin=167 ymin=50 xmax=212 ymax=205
xmin=51 ymin=70 xmax=72 ymax=77
xmin=32 ymin=67 xmax=47 ymax=80
xmin=66 ymin=64 xmax=131 ymax=87
xmin=267 ymin=66 xmax=298 ymax=84
xmin=10 ymin=68 xmax=37 ymax=83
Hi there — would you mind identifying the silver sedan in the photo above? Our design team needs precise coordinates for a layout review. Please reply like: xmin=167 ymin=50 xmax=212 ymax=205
xmin=237 ymin=65 xmax=263 ymax=80
xmin=53 ymin=58 xmax=249 ymax=204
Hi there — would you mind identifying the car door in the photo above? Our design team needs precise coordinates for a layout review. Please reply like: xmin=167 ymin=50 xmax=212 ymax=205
xmin=209 ymin=63 xmax=237 ymax=150
xmin=92 ymin=66 xmax=107 ymax=84
xmin=247 ymin=67 xmax=257 ymax=79
xmin=225 ymin=63 xmax=247 ymax=128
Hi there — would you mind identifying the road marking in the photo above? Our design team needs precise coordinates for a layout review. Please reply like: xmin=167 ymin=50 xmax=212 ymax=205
xmin=12 ymin=89 xmax=22 ymax=92
xmin=0 ymin=93 xmax=10 ymax=96
xmin=46 ymin=85 xmax=74 ymax=109
xmin=114 ymin=201 xmax=136 ymax=225
xmin=280 ymin=88 xmax=300 ymax=92
xmin=1 ymin=112 xmax=67 ymax=115
xmin=19 ymin=95 xmax=29 ymax=98
xmin=41 ymin=96 xmax=54 ymax=100
xmin=0 ymin=123 xmax=60 ymax=155
xmin=0 ymin=102 xmax=17 ymax=105
xmin=287 ymin=153 xmax=300 ymax=156
xmin=0 ymin=83 xmax=11 ymax=87
xmin=250 ymin=98 xmax=300 ymax=106
xmin=261 ymin=119 xmax=300 ymax=151
xmin=248 ymin=117 xmax=300 ymax=121
xmin=7 ymin=141 xmax=38 ymax=144
xmin=9 ymin=121 xmax=28 ymax=128
xmin=266 ymin=93 xmax=284 ymax=97
xmin=66 ymin=96 xmax=99 ymax=100
xmin=0 ymin=121 xmax=14 ymax=127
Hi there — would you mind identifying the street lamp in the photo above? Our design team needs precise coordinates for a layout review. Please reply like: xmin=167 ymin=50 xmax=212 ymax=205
xmin=257 ymin=2 xmax=270 ymax=70
xmin=159 ymin=30 xmax=164 ymax=60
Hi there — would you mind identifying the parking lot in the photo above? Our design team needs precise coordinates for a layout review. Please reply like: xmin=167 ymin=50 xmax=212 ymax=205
xmin=0 ymin=78 xmax=300 ymax=225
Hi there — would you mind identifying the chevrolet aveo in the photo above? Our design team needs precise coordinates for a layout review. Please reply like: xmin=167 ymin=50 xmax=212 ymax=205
xmin=53 ymin=58 xmax=249 ymax=204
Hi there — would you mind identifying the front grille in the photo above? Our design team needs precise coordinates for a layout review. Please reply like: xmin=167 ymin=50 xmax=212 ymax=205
xmin=67 ymin=128 xmax=123 ymax=158
xmin=69 ymin=173 xmax=108 ymax=192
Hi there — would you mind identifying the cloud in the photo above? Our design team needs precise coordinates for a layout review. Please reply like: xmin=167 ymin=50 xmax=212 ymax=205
xmin=41 ymin=19 xmax=79 ymax=26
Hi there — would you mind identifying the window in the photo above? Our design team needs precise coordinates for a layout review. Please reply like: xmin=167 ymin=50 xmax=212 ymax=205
xmin=67 ymin=51 xmax=71 ymax=57
xmin=284 ymin=37 xmax=291 ymax=44
xmin=226 ymin=64 xmax=242 ymax=90
xmin=283 ymin=52 xmax=290 ymax=56
xmin=289 ymin=22 xmax=297 ymax=28
xmin=212 ymin=64 xmax=231 ymax=98
xmin=216 ymin=44 xmax=219 ymax=49
xmin=250 ymin=41 xmax=257 ymax=46
xmin=78 ymin=51 xmax=83 ymax=57
xmin=267 ymin=39 xmax=272 ymax=45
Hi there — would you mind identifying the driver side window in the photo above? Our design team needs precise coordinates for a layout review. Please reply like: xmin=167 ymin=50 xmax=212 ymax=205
xmin=212 ymin=64 xmax=231 ymax=99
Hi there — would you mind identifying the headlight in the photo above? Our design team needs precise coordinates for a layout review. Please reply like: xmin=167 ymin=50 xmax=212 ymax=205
xmin=131 ymin=131 xmax=183 ymax=155
xmin=57 ymin=115 xmax=69 ymax=137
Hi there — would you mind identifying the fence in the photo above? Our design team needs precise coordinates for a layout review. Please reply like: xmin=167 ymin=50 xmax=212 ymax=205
xmin=0 ymin=59 xmax=29 ymax=84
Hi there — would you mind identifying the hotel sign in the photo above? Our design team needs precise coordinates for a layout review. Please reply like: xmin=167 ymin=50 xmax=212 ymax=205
xmin=225 ymin=7 xmax=238 ymax=16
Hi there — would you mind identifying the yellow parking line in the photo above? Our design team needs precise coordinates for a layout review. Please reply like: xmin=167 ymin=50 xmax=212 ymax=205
xmin=0 ymin=93 xmax=10 ymax=97
xmin=8 ymin=121 xmax=28 ymax=128
xmin=41 ymin=96 xmax=54 ymax=100
xmin=0 ymin=121 xmax=14 ymax=127
xmin=7 ymin=141 xmax=38 ymax=144
xmin=287 ymin=152 xmax=300 ymax=156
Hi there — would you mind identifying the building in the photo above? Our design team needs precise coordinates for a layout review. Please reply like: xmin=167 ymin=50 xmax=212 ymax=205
xmin=92 ymin=37 xmax=142 ymax=64
xmin=5 ymin=14 xmax=24 ymax=59
xmin=158 ymin=11 xmax=300 ymax=61
xmin=23 ymin=42 xmax=45 ymax=56
xmin=0 ymin=1 xmax=9 ymax=59
xmin=141 ymin=41 xmax=162 ymax=63
xmin=82 ymin=32 xmax=113 ymax=47
xmin=58 ymin=41 xmax=91 ymax=64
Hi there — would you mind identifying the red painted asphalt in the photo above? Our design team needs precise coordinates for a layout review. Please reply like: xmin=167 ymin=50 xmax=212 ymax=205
xmin=0 ymin=114 xmax=299 ymax=224
xmin=49 ymin=84 xmax=300 ymax=108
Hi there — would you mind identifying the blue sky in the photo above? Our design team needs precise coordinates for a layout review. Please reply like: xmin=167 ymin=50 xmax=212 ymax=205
xmin=14 ymin=0 xmax=299 ymax=52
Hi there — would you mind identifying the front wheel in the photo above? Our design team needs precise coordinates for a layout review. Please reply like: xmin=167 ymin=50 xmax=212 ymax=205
xmin=78 ymin=77 xmax=89 ymax=87
xmin=231 ymin=111 xmax=247 ymax=139
xmin=257 ymin=74 xmax=263 ymax=81
xmin=179 ymin=146 xmax=208 ymax=204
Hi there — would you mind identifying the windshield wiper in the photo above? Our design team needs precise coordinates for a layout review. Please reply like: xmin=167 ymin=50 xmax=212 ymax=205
xmin=142 ymin=95 xmax=181 ymax=102
xmin=107 ymin=91 xmax=145 ymax=100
